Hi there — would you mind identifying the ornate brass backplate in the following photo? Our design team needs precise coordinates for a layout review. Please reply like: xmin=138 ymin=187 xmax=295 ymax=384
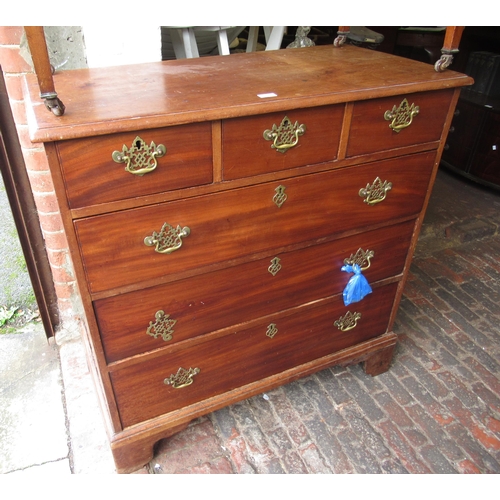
xmin=273 ymin=185 xmax=287 ymax=208
xmin=164 ymin=367 xmax=200 ymax=389
xmin=266 ymin=323 xmax=278 ymax=339
xmin=268 ymin=257 xmax=282 ymax=276
xmin=144 ymin=222 xmax=190 ymax=254
xmin=112 ymin=136 xmax=166 ymax=176
xmin=344 ymin=248 xmax=374 ymax=271
xmin=359 ymin=177 xmax=392 ymax=205
xmin=334 ymin=311 xmax=362 ymax=332
xmin=384 ymin=98 xmax=420 ymax=133
xmin=146 ymin=310 xmax=176 ymax=342
xmin=263 ymin=116 xmax=306 ymax=153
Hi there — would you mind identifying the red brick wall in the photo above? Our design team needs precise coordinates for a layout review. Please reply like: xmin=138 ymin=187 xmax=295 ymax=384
xmin=0 ymin=26 xmax=78 ymax=324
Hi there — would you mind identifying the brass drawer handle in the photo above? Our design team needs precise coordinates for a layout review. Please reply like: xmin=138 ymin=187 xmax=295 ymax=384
xmin=144 ymin=222 xmax=190 ymax=254
xmin=164 ymin=367 xmax=200 ymax=389
xmin=146 ymin=310 xmax=176 ymax=342
xmin=334 ymin=311 xmax=362 ymax=332
xmin=384 ymin=98 xmax=420 ymax=133
xmin=112 ymin=136 xmax=166 ymax=176
xmin=344 ymin=248 xmax=374 ymax=271
xmin=359 ymin=177 xmax=392 ymax=205
xmin=263 ymin=116 xmax=306 ymax=153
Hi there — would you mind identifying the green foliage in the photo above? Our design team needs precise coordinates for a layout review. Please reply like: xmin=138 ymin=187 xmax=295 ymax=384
xmin=0 ymin=306 xmax=18 ymax=327
xmin=0 ymin=305 xmax=39 ymax=334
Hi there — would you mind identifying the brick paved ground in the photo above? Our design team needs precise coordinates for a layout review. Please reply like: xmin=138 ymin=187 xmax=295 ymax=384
xmin=139 ymin=168 xmax=500 ymax=474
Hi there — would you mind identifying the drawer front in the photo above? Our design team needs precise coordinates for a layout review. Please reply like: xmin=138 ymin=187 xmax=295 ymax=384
xmin=75 ymin=151 xmax=435 ymax=293
xmin=347 ymin=90 xmax=454 ymax=157
xmin=111 ymin=282 xmax=398 ymax=428
xmin=57 ymin=123 xmax=213 ymax=209
xmin=95 ymin=220 xmax=414 ymax=363
xmin=222 ymin=105 xmax=344 ymax=180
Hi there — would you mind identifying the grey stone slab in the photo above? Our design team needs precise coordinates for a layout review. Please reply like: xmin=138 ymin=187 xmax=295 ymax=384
xmin=57 ymin=332 xmax=116 ymax=474
xmin=7 ymin=458 xmax=71 ymax=475
xmin=0 ymin=323 xmax=68 ymax=473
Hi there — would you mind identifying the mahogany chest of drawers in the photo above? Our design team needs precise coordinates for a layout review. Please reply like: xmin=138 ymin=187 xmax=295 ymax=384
xmin=24 ymin=45 xmax=472 ymax=472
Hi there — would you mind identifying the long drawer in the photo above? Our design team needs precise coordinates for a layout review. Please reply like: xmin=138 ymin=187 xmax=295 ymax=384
xmin=222 ymin=105 xmax=344 ymax=180
xmin=75 ymin=151 xmax=435 ymax=294
xmin=56 ymin=123 xmax=213 ymax=209
xmin=110 ymin=282 xmax=398 ymax=428
xmin=347 ymin=89 xmax=454 ymax=157
xmin=95 ymin=220 xmax=414 ymax=363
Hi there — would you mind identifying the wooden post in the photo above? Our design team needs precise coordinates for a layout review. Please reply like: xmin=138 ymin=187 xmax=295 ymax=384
xmin=334 ymin=26 xmax=350 ymax=47
xmin=23 ymin=26 xmax=65 ymax=115
xmin=435 ymin=26 xmax=465 ymax=72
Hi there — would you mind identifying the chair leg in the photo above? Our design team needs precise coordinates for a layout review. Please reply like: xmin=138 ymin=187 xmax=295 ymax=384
xmin=175 ymin=28 xmax=199 ymax=59
xmin=169 ymin=29 xmax=187 ymax=59
xmin=265 ymin=26 xmax=285 ymax=51
xmin=216 ymin=29 xmax=230 ymax=55
xmin=246 ymin=26 xmax=259 ymax=52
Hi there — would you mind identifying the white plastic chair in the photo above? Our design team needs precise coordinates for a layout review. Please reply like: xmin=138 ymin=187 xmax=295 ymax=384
xmin=164 ymin=26 xmax=285 ymax=59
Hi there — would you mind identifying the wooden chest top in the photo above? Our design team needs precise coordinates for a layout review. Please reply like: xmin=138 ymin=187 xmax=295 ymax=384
xmin=24 ymin=44 xmax=472 ymax=143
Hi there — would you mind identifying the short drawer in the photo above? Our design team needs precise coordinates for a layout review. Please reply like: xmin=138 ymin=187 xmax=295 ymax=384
xmin=95 ymin=220 xmax=414 ymax=363
xmin=110 ymin=282 xmax=398 ymax=428
xmin=222 ymin=105 xmax=344 ymax=180
xmin=346 ymin=89 xmax=454 ymax=157
xmin=75 ymin=151 xmax=435 ymax=294
xmin=56 ymin=123 xmax=213 ymax=209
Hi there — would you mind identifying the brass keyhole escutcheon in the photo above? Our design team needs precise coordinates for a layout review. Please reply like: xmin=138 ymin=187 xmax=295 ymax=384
xmin=266 ymin=323 xmax=278 ymax=339
xmin=112 ymin=136 xmax=166 ymax=176
xmin=273 ymin=185 xmax=287 ymax=208
xmin=268 ymin=257 xmax=282 ymax=276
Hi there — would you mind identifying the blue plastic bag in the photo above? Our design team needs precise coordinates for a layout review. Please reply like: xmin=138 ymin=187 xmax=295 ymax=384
xmin=341 ymin=264 xmax=372 ymax=306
